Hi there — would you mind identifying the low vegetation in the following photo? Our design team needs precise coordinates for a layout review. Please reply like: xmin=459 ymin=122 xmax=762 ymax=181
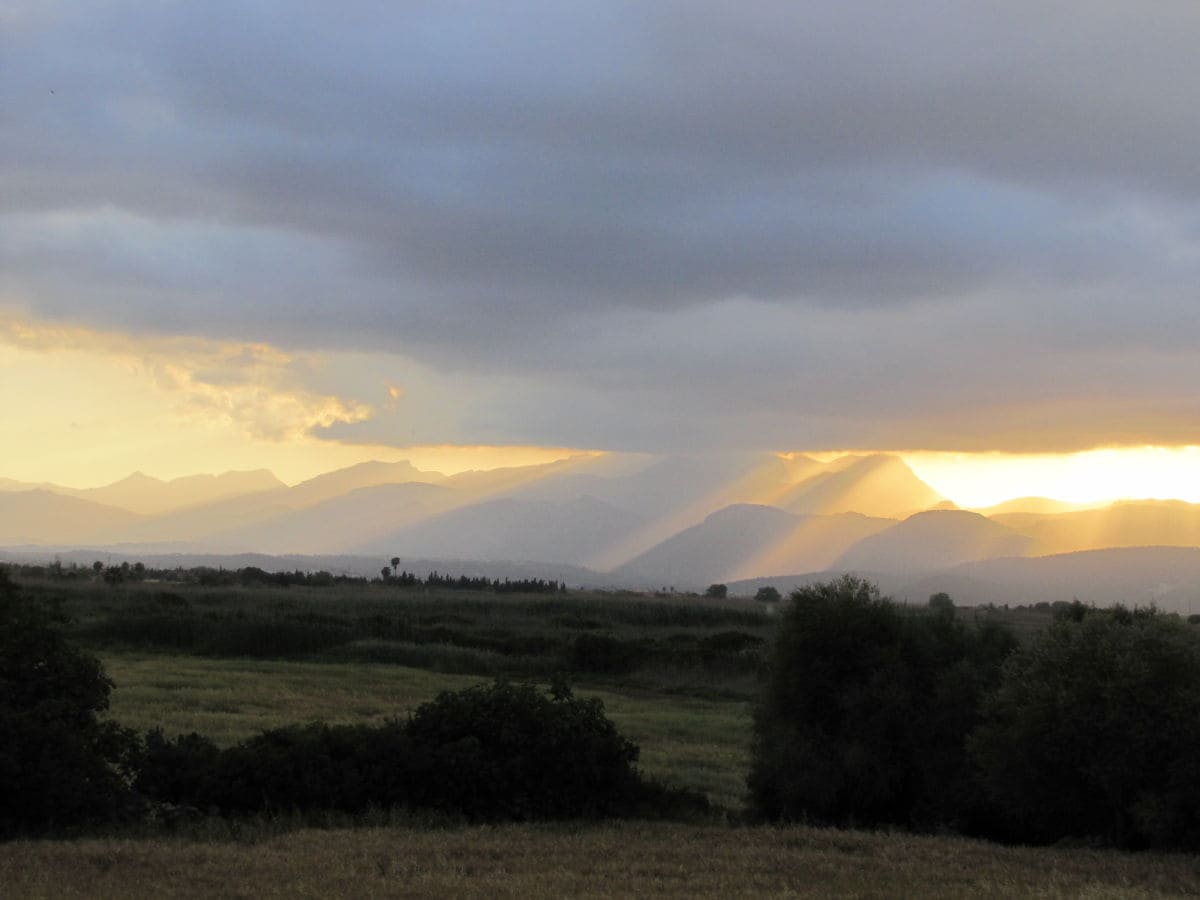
xmin=12 ymin=567 xmax=772 ymax=699
xmin=5 ymin=822 xmax=1199 ymax=899
xmin=135 ymin=679 xmax=705 ymax=822
xmin=6 ymin=561 xmax=1200 ymax=895
xmin=750 ymin=576 xmax=1200 ymax=849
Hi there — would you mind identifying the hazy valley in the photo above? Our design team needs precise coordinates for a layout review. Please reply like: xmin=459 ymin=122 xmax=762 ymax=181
xmin=6 ymin=451 xmax=1200 ymax=613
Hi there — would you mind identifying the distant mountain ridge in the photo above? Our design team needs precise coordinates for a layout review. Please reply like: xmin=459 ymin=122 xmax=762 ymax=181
xmin=834 ymin=509 xmax=1035 ymax=576
xmin=8 ymin=453 xmax=1200 ymax=602
xmin=777 ymin=454 xmax=946 ymax=518
xmin=0 ymin=469 xmax=285 ymax=515
xmin=0 ymin=490 xmax=141 ymax=545
xmin=613 ymin=504 xmax=894 ymax=588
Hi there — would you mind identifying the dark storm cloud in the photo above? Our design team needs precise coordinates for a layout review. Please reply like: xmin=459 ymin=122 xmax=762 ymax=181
xmin=4 ymin=1 xmax=1200 ymax=450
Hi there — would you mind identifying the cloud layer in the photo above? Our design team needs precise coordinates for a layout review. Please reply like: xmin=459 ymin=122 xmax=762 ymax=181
xmin=4 ymin=2 xmax=1200 ymax=452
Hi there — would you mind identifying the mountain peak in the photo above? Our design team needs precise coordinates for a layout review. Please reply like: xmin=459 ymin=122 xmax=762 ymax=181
xmin=113 ymin=471 xmax=164 ymax=487
xmin=778 ymin=453 xmax=944 ymax=518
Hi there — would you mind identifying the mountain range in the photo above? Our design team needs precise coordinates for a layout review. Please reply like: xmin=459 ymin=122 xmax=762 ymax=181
xmin=5 ymin=452 xmax=1200 ymax=611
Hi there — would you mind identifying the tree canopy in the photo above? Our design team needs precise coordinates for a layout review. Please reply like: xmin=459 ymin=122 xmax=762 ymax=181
xmin=0 ymin=568 xmax=137 ymax=835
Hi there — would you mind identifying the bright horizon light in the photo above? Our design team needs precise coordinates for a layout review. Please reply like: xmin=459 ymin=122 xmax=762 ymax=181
xmin=902 ymin=446 xmax=1200 ymax=509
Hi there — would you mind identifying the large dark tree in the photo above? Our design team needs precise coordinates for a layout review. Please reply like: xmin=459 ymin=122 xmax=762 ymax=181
xmin=0 ymin=568 xmax=137 ymax=834
xmin=748 ymin=576 xmax=1015 ymax=830
xmin=969 ymin=605 xmax=1200 ymax=848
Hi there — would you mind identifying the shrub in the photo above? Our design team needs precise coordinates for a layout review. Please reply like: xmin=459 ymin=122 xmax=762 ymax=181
xmin=747 ymin=576 xmax=1016 ymax=830
xmin=754 ymin=586 xmax=781 ymax=604
xmin=216 ymin=723 xmax=415 ymax=815
xmin=138 ymin=723 xmax=415 ymax=815
xmin=135 ymin=730 xmax=222 ymax=809
xmin=404 ymin=679 xmax=644 ymax=819
xmin=969 ymin=606 xmax=1200 ymax=848
xmin=136 ymin=679 xmax=683 ymax=822
xmin=0 ymin=568 xmax=138 ymax=835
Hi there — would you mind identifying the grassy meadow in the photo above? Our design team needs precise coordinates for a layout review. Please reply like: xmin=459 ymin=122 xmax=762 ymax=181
xmin=15 ymin=573 xmax=1166 ymax=897
xmin=100 ymin=652 xmax=753 ymax=810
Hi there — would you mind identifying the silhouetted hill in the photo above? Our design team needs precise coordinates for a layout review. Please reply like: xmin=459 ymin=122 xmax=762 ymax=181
xmin=727 ymin=547 xmax=1200 ymax=616
xmin=613 ymin=504 xmax=797 ymax=589
xmin=286 ymin=460 xmax=444 ymax=508
xmin=777 ymin=454 xmax=945 ymax=518
xmin=501 ymin=453 xmax=799 ymax=516
xmin=208 ymin=482 xmax=457 ymax=554
xmin=359 ymin=495 xmax=647 ymax=568
xmin=0 ymin=469 xmax=286 ymax=515
xmin=107 ymin=488 xmax=292 ymax=544
xmin=0 ymin=490 xmax=142 ymax=544
xmin=973 ymin=496 xmax=1094 ymax=516
xmin=834 ymin=509 xmax=1033 ymax=575
xmin=996 ymin=500 xmax=1200 ymax=555
xmin=613 ymin=504 xmax=894 ymax=589
xmin=900 ymin=546 xmax=1200 ymax=614
xmin=559 ymin=453 xmax=811 ymax=569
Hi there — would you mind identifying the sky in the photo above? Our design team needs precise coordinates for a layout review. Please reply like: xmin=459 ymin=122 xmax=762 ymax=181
xmin=3 ymin=2 xmax=1200 ymax=498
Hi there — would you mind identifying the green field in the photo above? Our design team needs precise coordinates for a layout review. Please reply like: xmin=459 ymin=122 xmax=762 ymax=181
xmin=15 ymin=574 xmax=1167 ymax=897
xmin=101 ymin=652 xmax=753 ymax=810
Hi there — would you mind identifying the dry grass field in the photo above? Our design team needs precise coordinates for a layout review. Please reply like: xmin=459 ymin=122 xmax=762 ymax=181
xmin=4 ymin=822 xmax=1198 ymax=899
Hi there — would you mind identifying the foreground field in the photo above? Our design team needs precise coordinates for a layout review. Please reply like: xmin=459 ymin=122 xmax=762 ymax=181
xmin=5 ymin=822 xmax=1197 ymax=899
xmin=101 ymin=652 xmax=753 ymax=810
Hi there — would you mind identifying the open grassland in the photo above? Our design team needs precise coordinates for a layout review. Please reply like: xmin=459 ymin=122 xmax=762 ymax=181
xmin=8 ymin=576 xmax=1179 ymax=896
xmin=102 ymin=652 xmax=753 ymax=810
xmin=26 ymin=577 xmax=772 ymax=701
xmin=4 ymin=822 xmax=1198 ymax=899
xmin=45 ymin=578 xmax=1054 ymax=813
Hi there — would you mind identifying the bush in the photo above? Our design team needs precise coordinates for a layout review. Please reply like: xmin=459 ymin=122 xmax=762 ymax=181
xmin=747 ymin=576 xmax=1016 ymax=830
xmin=136 ymin=679 xmax=685 ymax=822
xmin=138 ymin=723 xmax=416 ymax=815
xmin=216 ymin=723 xmax=415 ymax=815
xmin=969 ymin=606 xmax=1200 ymax=848
xmin=0 ymin=568 xmax=138 ymax=835
xmin=135 ymin=730 xmax=222 ymax=809
xmin=754 ymin=586 xmax=781 ymax=604
xmin=404 ymin=679 xmax=644 ymax=819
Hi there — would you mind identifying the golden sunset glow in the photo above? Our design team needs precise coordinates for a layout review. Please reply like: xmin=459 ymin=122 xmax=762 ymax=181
xmin=903 ymin=447 xmax=1200 ymax=509
xmin=0 ymin=315 xmax=587 ymax=486
xmin=5 ymin=312 xmax=1200 ymax=506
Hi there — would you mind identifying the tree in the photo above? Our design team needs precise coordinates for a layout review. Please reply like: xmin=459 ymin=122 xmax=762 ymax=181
xmin=748 ymin=575 xmax=1016 ymax=830
xmin=704 ymin=583 xmax=727 ymax=599
xmin=969 ymin=606 xmax=1200 ymax=847
xmin=928 ymin=592 xmax=954 ymax=613
xmin=0 ymin=568 xmax=137 ymax=834
xmin=754 ymin=586 xmax=781 ymax=604
xmin=391 ymin=557 xmax=400 ymax=577
xmin=403 ymin=679 xmax=645 ymax=819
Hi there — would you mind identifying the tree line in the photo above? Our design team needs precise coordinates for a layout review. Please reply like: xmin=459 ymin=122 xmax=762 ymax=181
xmin=383 ymin=567 xmax=567 ymax=594
xmin=749 ymin=576 xmax=1200 ymax=849
xmin=7 ymin=560 xmax=568 ymax=593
